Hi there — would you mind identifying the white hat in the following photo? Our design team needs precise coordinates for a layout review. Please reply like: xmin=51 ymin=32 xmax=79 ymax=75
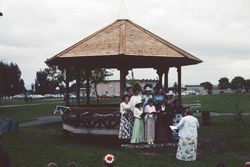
xmin=145 ymin=87 xmax=152 ymax=91
xmin=166 ymin=90 xmax=175 ymax=96
xmin=135 ymin=99 xmax=143 ymax=105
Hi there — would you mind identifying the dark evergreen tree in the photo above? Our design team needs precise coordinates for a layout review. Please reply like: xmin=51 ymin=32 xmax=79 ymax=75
xmin=200 ymin=81 xmax=213 ymax=94
xmin=231 ymin=76 xmax=245 ymax=91
xmin=218 ymin=77 xmax=231 ymax=90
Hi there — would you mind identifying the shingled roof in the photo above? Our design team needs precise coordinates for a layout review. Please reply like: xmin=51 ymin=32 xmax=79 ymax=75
xmin=46 ymin=19 xmax=202 ymax=68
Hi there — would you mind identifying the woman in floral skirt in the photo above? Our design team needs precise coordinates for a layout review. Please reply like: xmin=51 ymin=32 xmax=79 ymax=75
xmin=176 ymin=109 xmax=199 ymax=161
xmin=118 ymin=95 xmax=133 ymax=144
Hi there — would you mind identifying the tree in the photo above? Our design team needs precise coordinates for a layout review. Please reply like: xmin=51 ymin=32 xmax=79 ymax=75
xmin=218 ymin=77 xmax=230 ymax=90
xmin=35 ymin=65 xmax=66 ymax=95
xmin=244 ymin=79 xmax=250 ymax=92
xmin=35 ymin=70 xmax=49 ymax=94
xmin=0 ymin=61 xmax=25 ymax=99
xmin=90 ymin=68 xmax=113 ymax=102
xmin=231 ymin=76 xmax=245 ymax=91
xmin=200 ymin=81 xmax=213 ymax=94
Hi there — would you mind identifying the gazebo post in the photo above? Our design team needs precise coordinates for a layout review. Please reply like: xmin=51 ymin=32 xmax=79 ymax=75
xmin=177 ymin=66 xmax=182 ymax=102
xmin=164 ymin=67 xmax=169 ymax=90
xmin=119 ymin=68 xmax=128 ymax=99
xmin=156 ymin=69 xmax=164 ymax=87
xmin=76 ymin=67 xmax=81 ymax=107
xmin=65 ymin=66 xmax=70 ymax=106
xmin=85 ymin=69 xmax=91 ymax=106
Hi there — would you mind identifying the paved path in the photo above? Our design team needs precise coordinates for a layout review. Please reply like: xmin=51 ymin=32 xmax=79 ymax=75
xmin=19 ymin=116 xmax=62 ymax=128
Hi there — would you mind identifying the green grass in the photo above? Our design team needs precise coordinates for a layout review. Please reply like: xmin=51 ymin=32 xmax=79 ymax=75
xmin=1 ymin=93 xmax=250 ymax=166
xmin=0 ymin=103 xmax=63 ymax=122
xmin=3 ymin=116 xmax=250 ymax=167
xmin=1 ymin=98 xmax=63 ymax=106
xmin=182 ymin=93 xmax=250 ymax=113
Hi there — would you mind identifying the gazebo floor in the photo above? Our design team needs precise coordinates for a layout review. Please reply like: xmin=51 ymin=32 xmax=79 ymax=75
xmin=121 ymin=143 xmax=177 ymax=149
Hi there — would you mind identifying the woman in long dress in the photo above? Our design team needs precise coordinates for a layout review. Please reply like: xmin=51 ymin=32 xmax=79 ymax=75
xmin=130 ymin=100 xmax=145 ymax=144
xmin=176 ymin=109 xmax=199 ymax=161
xmin=155 ymin=101 xmax=173 ymax=143
xmin=144 ymin=98 xmax=156 ymax=145
xmin=118 ymin=95 xmax=134 ymax=143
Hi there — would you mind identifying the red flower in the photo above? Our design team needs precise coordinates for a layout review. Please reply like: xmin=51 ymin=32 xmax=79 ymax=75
xmin=104 ymin=154 xmax=115 ymax=164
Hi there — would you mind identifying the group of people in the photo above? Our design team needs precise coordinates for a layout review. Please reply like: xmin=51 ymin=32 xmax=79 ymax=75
xmin=118 ymin=83 xmax=185 ymax=144
xmin=118 ymin=83 xmax=200 ymax=161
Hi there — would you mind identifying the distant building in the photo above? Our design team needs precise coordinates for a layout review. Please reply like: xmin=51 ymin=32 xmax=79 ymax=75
xmin=185 ymin=85 xmax=207 ymax=95
xmin=96 ymin=79 xmax=158 ymax=96
xmin=185 ymin=85 xmax=234 ymax=95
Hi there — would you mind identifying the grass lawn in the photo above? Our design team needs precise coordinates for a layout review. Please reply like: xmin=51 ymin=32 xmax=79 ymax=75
xmin=1 ymin=93 xmax=250 ymax=123
xmin=3 ymin=116 xmax=250 ymax=167
xmin=182 ymin=93 xmax=250 ymax=113
xmin=1 ymin=93 xmax=250 ymax=166
xmin=0 ymin=103 xmax=63 ymax=122
xmin=1 ymin=98 xmax=63 ymax=106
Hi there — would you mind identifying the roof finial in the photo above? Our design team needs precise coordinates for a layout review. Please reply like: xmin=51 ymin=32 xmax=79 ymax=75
xmin=118 ymin=0 xmax=128 ymax=19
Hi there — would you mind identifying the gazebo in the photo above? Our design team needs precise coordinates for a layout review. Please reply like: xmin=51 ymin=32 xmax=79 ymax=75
xmin=46 ymin=19 xmax=202 ymax=136
xmin=46 ymin=19 xmax=202 ymax=107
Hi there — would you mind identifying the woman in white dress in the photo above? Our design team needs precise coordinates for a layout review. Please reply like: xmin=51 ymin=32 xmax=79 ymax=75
xmin=176 ymin=109 xmax=199 ymax=161
xmin=118 ymin=95 xmax=134 ymax=143
xmin=144 ymin=98 xmax=156 ymax=145
xmin=130 ymin=100 xmax=145 ymax=144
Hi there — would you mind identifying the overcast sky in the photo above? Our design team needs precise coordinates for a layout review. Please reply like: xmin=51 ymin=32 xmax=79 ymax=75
xmin=0 ymin=0 xmax=249 ymax=89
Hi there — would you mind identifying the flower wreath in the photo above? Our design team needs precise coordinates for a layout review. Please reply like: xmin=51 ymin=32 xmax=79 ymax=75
xmin=103 ymin=154 xmax=115 ymax=165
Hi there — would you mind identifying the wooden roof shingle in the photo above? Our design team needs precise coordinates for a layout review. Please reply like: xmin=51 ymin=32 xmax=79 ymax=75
xmin=46 ymin=19 xmax=202 ymax=67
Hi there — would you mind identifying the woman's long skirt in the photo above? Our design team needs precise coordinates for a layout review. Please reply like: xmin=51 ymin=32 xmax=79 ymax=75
xmin=155 ymin=112 xmax=171 ymax=143
xmin=176 ymin=137 xmax=197 ymax=161
xmin=130 ymin=118 xmax=144 ymax=143
xmin=145 ymin=115 xmax=155 ymax=143
xmin=118 ymin=112 xmax=134 ymax=140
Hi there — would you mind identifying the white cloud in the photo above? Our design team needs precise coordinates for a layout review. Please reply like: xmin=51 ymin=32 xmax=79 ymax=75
xmin=0 ymin=0 xmax=249 ymax=89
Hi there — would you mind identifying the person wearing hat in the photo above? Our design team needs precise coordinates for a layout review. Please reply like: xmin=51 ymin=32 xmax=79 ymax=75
xmin=129 ymin=84 xmax=142 ymax=113
xmin=142 ymin=87 xmax=153 ymax=109
xmin=47 ymin=162 xmax=57 ymax=167
xmin=0 ymin=133 xmax=11 ymax=167
xmin=67 ymin=161 xmax=77 ymax=167
xmin=244 ymin=162 xmax=250 ymax=167
xmin=130 ymin=99 xmax=145 ymax=144
xmin=144 ymin=98 xmax=156 ymax=145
